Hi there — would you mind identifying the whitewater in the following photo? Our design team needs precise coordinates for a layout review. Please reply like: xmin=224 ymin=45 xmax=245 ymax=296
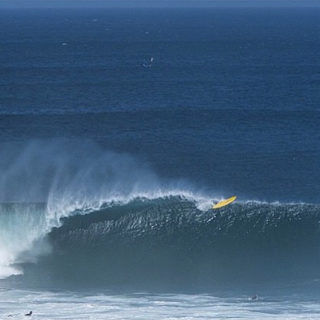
xmin=2 ymin=289 xmax=320 ymax=320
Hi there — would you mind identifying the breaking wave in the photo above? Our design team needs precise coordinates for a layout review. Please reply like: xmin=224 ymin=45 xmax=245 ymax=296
xmin=1 ymin=140 xmax=320 ymax=291
xmin=0 ymin=140 xmax=210 ymax=280
xmin=17 ymin=198 xmax=320 ymax=291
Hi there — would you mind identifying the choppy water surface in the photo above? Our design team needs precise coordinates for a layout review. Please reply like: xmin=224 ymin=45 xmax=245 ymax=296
xmin=1 ymin=289 xmax=320 ymax=320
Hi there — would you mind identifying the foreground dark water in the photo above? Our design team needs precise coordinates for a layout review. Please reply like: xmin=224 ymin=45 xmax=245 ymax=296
xmin=0 ymin=7 xmax=319 ymax=294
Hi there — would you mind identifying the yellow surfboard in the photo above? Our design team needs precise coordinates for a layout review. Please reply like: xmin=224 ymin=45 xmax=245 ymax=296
xmin=212 ymin=196 xmax=237 ymax=209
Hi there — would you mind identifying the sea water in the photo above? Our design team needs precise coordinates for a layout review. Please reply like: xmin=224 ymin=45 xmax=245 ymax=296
xmin=0 ymin=6 xmax=320 ymax=319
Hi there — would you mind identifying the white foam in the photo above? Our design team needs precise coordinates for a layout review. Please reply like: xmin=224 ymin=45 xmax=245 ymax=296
xmin=1 ymin=290 xmax=319 ymax=320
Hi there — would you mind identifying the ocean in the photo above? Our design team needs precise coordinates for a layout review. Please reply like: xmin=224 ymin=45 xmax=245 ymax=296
xmin=0 ymin=6 xmax=320 ymax=319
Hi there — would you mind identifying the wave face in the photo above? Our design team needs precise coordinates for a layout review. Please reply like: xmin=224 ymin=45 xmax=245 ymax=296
xmin=16 ymin=198 xmax=320 ymax=291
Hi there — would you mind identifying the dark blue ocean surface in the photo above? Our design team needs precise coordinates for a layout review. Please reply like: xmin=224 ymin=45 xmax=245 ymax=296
xmin=0 ymin=7 xmax=319 ymax=202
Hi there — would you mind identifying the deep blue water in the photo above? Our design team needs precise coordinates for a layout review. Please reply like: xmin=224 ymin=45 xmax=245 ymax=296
xmin=0 ymin=7 xmax=319 ymax=202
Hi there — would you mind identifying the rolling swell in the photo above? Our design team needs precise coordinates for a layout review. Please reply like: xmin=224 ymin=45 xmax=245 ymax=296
xmin=20 ymin=197 xmax=320 ymax=290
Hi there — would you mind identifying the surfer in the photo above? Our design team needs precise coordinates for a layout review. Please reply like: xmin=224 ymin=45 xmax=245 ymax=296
xmin=25 ymin=311 xmax=32 ymax=316
xmin=250 ymin=295 xmax=258 ymax=301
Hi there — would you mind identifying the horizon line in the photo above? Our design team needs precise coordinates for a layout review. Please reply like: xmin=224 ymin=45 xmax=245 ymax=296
xmin=1 ymin=0 xmax=320 ymax=9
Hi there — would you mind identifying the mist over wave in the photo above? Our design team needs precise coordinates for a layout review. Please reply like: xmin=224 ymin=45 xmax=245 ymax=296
xmin=0 ymin=140 xmax=208 ymax=280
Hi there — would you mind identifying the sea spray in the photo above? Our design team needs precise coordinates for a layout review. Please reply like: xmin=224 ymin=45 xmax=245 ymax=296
xmin=0 ymin=203 xmax=48 ymax=278
xmin=0 ymin=140 xmax=212 ymax=279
